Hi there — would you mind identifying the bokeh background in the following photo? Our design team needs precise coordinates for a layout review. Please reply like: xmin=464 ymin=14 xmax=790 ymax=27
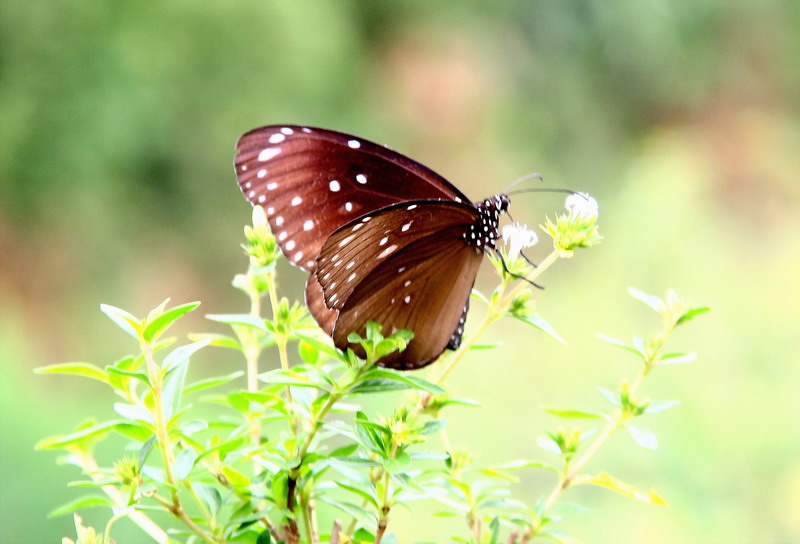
xmin=2 ymin=1 xmax=799 ymax=542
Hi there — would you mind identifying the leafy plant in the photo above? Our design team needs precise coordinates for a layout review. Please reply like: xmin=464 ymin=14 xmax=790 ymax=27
xmin=37 ymin=199 xmax=707 ymax=543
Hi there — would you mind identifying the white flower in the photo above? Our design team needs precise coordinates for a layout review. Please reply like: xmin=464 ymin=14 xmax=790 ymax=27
xmin=565 ymin=192 xmax=599 ymax=218
xmin=501 ymin=222 xmax=538 ymax=259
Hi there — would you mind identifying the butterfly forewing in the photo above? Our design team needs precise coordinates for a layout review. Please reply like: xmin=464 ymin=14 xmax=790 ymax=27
xmin=235 ymin=125 xmax=471 ymax=270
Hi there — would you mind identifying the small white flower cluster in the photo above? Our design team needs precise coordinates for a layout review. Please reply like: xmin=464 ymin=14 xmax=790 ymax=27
xmin=565 ymin=192 xmax=599 ymax=218
xmin=501 ymin=222 xmax=538 ymax=259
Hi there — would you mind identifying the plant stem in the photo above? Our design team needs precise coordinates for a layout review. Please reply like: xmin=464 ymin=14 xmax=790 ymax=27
xmin=142 ymin=342 xmax=220 ymax=543
xmin=534 ymin=340 xmax=659 ymax=533
xmin=142 ymin=342 xmax=177 ymax=493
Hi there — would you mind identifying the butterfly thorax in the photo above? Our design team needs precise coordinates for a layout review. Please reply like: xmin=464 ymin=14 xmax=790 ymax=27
xmin=465 ymin=194 xmax=509 ymax=251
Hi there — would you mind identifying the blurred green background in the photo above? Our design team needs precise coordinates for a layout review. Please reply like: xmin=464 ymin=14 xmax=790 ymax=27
xmin=2 ymin=1 xmax=799 ymax=542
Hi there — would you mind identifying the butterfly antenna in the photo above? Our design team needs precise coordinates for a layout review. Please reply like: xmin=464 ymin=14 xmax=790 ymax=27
xmin=503 ymin=172 xmax=544 ymax=193
xmin=493 ymin=248 xmax=544 ymax=290
xmin=506 ymin=187 xmax=580 ymax=198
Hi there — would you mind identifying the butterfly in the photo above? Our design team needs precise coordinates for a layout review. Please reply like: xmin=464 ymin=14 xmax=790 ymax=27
xmin=234 ymin=125 xmax=512 ymax=370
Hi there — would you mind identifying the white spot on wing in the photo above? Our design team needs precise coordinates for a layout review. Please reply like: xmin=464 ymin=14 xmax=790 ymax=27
xmin=258 ymin=148 xmax=281 ymax=161
xmin=294 ymin=251 xmax=303 ymax=261
xmin=338 ymin=235 xmax=355 ymax=247
xmin=356 ymin=174 xmax=367 ymax=184
xmin=278 ymin=232 xmax=287 ymax=241
xmin=345 ymin=202 xmax=353 ymax=212
xmin=407 ymin=204 xmax=417 ymax=210
xmin=266 ymin=207 xmax=274 ymax=215
xmin=348 ymin=139 xmax=361 ymax=148
xmin=329 ymin=180 xmax=341 ymax=192
xmin=291 ymin=196 xmax=302 ymax=206
xmin=352 ymin=222 xmax=363 ymax=231
xmin=280 ymin=127 xmax=294 ymax=135
xmin=303 ymin=220 xmax=314 ymax=231
xmin=404 ymin=295 xmax=411 ymax=304
xmin=257 ymin=169 xmax=267 ymax=178
xmin=286 ymin=240 xmax=296 ymax=250
xmin=275 ymin=216 xmax=284 ymax=226
xmin=267 ymin=182 xmax=278 ymax=190
xmin=379 ymin=236 xmax=388 ymax=246
xmin=346 ymin=261 xmax=355 ymax=269
xmin=347 ymin=272 xmax=357 ymax=282
xmin=404 ymin=280 xmax=411 ymax=287
xmin=301 ymin=127 xmax=312 ymax=133
xmin=377 ymin=244 xmax=397 ymax=259
xmin=401 ymin=221 xmax=412 ymax=232
xmin=268 ymin=133 xmax=285 ymax=144
xmin=248 ymin=190 xmax=256 ymax=197
xmin=258 ymin=195 xmax=266 ymax=203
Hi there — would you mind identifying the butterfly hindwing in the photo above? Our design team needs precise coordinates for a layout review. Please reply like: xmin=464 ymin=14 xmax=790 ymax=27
xmin=313 ymin=201 xmax=483 ymax=369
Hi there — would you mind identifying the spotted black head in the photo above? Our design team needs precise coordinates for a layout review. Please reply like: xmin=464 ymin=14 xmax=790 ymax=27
xmin=464 ymin=194 xmax=510 ymax=251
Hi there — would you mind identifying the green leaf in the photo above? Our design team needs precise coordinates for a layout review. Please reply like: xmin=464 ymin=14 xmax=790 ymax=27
xmin=596 ymin=334 xmax=645 ymax=359
xmin=317 ymin=497 xmax=376 ymax=526
xmin=260 ymin=368 xmax=330 ymax=390
xmin=184 ymin=371 xmax=244 ymax=395
xmin=34 ymin=420 xmax=122 ymax=450
xmin=644 ymin=400 xmax=681 ymax=414
xmin=192 ymin=482 xmax=222 ymax=516
xmin=350 ymin=379 xmax=412 ymax=394
xmin=627 ymin=287 xmax=663 ymax=312
xmin=294 ymin=333 xmax=346 ymax=361
xmin=658 ymin=352 xmax=697 ymax=365
xmin=358 ymin=368 xmax=445 ymax=395
xmin=298 ymin=340 xmax=319 ymax=365
xmin=470 ymin=342 xmax=504 ymax=350
xmin=174 ymin=448 xmax=198 ymax=480
xmin=419 ymin=419 xmax=447 ymax=435
xmin=537 ymin=437 xmax=561 ymax=455
xmin=114 ymin=403 xmax=153 ymax=424
xmin=470 ymin=289 xmax=490 ymax=304
xmin=138 ymin=436 xmax=156 ymax=469
xmin=409 ymin=451 xmax=450 ymax=461
xmin=597 ymin=387 xmax=620 ymax=406
xmin=162 ymin=340 xmax=209 ymax=373
xmin=33 ymin=362 xmax=109 ymax=384
xmin=514 ymin=314 xmax=566 ymax=344
xmin=143 ymin=301 xmax=200 ymax=342
xmin=100 ymin=303 xmax=141 ymax=340
xmin=383 ymin=451 xmax=411 ymax=475
xmin=492 ymin=459 xmax=560 ymax=475
xmin=47 ymin=494 xmax=114 ymax=517
xmin=676 ymin=306 xmax=710 ymax=325
xmin=105 ymin=365 xmax=150 ymax=385
xmin=256 ymin=529 xmax=272 ymax=544
xmin=544 ymin=407 xmax=605 ymax=420
xmin=163 ymin=364 xmax=188 ymax=421
xmin=336 ymin=481 xmax=379 ymax=509
xmin=625 ymin=423 xmax=658 ymax=450
xmin=187 ymin=333 xmax=241 ymax=350
xmin=206 ymin=313 xmax=268 ymax=332
xmin=573 ymin=471 xmax=666 ymax=505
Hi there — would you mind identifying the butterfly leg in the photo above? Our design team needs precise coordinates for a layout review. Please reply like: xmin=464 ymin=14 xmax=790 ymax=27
xmin=493 ymin=248 xmax=545 ymax=290
xmin=519 ymin=250 xmax=539 ymax=269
